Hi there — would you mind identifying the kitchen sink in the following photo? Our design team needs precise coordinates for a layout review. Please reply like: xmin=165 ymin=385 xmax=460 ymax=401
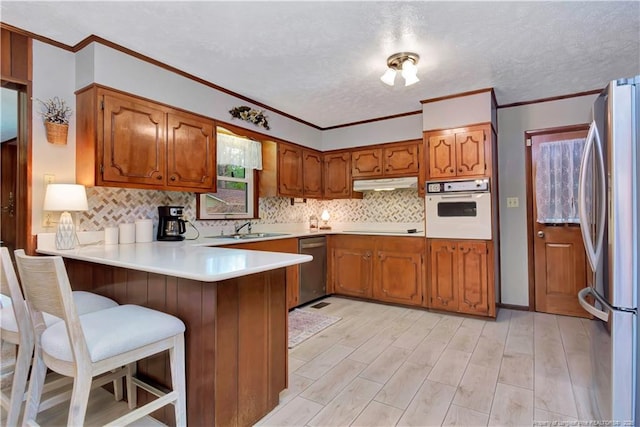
xmin=205 ymin=232 xmax=290 ymax=240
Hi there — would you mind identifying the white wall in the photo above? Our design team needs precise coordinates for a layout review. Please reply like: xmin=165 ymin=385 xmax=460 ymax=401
xmin=422 ymin=91 xmax=493 ymax=130
xmin=82 ymin=43 xmax=323 ymax=149
xmin=496 ymin=94 xmax=598 ymax=306
xmin=321 ymin=113 xmax=423 ymax=150
xmin=32 ymin=41 xmax=77 ymax=234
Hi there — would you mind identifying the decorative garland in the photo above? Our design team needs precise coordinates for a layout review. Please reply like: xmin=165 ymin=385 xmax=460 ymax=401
xmin=229 ymin=106 xmax=270 ymax=130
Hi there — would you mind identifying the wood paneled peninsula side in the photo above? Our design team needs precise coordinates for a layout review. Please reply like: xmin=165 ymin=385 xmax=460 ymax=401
xmin=36 ymin=236 xmax=311 ymax=427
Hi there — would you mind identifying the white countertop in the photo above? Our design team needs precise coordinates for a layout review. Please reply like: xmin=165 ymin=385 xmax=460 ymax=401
xmin=37 ymin=238 xmax=312 ymax=282
xmin=190 ymin=224 xmax=425 ymax=246
xmin=36 ymin=225 xmax=424 ymax=282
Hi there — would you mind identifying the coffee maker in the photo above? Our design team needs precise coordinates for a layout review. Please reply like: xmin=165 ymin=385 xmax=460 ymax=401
xmin=157 ymin=206 xmax=186 ymax=241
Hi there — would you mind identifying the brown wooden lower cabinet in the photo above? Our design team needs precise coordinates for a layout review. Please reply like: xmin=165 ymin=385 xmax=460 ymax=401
xmin=373 ymin=237 xmax=424 ymax=306
xmin=329 ymin=235 xmax=425 ymax=306
xmin=428 ymin=239 xmax=495 ymax=317
xmin=220 ymin=238 xmax=300 ymax=309
xmin=63 ymin=259 xmax=287 ymax=427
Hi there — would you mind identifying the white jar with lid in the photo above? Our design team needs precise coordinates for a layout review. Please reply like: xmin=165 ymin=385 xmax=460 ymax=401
xmin=309 ymin=215 xmax=318 ymax=231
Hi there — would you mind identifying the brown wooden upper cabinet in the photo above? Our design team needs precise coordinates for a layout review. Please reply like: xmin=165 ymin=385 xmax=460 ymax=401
xmin=425 ymin=125 xmax=489 ymax=180
xmin=277 ymin=143 xmax=304 ymax=196
xmin=302 ymin=149 xmax=323 ymax=198
xmin=352 ymin=141 xmax=420 ymax=179
xmin=323 ymin=151 xmax=353 ymax=199
xmin=276 ymin=142 xmax=323 ymax=198
xmin=1 ymin=28 xmax=31 ymax=84
xmin=76 ymin=86 xmax=216 ymax=192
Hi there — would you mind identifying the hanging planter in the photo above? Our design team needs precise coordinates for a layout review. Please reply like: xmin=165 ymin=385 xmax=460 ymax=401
xmin=38 ymin=97 xmax=72 ymax=145
xmin=44 ymin=121 xmax=69 ymax=145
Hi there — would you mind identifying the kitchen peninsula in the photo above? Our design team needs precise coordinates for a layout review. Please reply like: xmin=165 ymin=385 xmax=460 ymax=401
xmin=37 ymin=236 xmax=312 ymax=427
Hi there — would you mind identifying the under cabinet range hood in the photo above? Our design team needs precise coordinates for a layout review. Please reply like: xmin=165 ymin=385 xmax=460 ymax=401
xmin=353 ymin=176 xmax=418 ymax=192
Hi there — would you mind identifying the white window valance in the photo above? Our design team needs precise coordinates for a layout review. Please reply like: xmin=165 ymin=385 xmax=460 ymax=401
xmin=217 ymin=133 xmax=262 ymax=170
xmin=535 ymin=138 xmax=586 ymax=223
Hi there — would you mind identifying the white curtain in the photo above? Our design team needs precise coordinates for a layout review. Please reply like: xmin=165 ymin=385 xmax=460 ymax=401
xmin=535 ymin=138 xmax=585 ymax=223
xmin=217 ymin=133 xmax=262 ymax=170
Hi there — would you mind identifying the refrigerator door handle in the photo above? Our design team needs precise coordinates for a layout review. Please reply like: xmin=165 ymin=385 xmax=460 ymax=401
xmin=578 ymin=287 xmax=610 ymax=322
xmin=578 ymin=119 xmax=607 ymax=272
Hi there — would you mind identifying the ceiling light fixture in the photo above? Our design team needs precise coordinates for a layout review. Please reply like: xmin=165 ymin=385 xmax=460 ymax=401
xmin=380 ymin=52 xmax=420 ymax=87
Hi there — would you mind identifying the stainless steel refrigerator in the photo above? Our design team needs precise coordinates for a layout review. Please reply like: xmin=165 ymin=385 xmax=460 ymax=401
xmin=577 ymin=76 xmax=639 ymax=424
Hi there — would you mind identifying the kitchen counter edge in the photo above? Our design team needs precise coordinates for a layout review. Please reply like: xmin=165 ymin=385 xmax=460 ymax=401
xmin=36 ymin=241 xmax=312 ymax=282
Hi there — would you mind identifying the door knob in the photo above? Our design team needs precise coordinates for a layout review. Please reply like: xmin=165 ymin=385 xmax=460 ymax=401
xmin=537 ymin=231 xmax=545 ymax=238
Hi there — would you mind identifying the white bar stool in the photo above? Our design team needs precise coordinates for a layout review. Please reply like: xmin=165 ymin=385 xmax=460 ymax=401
xmin=0 ymin=247 xmax=119 ymax=426
xmin=14 ymin=250 xmax=187 ymax=426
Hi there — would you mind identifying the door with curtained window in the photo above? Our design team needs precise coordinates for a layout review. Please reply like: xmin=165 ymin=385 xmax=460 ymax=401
xmin=529 ymin=127 xmax=591 ymax=317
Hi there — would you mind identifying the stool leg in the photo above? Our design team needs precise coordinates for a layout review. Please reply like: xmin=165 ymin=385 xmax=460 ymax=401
xmin=125 ymin=362 xmax=136 ymax=409
xmin=22 ymin=345 xmax=46 ymax=425
xmin=113 ymin=373 xmax=123 ymax=402
xmin=67 ymin=372 xmax=92 ymax=426
xmin=5 ymin=338 xmax=33 ymax=427
xmin=170 ymin=334 xmax=187 ymax=427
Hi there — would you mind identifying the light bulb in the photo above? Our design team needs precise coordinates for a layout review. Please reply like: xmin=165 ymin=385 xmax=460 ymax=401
xmin=380 ymin=68 xmax=396 ymax=86
xmin=401 ymin=59 xmax=419 ymax=86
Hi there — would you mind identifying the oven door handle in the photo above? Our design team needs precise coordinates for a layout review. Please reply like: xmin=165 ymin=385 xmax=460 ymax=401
xmin=440 ymin=194 xmax=474 ymax=199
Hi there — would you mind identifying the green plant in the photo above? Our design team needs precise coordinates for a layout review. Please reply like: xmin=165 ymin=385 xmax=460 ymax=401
xmin=37 ymin=97 xmax=72 ymax=125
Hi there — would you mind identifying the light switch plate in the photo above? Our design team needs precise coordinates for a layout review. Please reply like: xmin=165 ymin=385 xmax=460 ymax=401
xmin=506 ymin=197 xmax=519 ymax=208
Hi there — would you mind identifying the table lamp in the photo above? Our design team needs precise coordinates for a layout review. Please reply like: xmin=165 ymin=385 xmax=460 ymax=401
xmin=320 ymin=209 xmax=331 ymax=230
xmin=43 ymin=184 xmax=88 ymax=249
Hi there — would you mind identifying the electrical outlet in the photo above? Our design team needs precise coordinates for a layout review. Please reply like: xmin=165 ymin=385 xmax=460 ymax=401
xmin=44 ymin=174 xmax=55 ymax=185
xmin=42 ymin=212 xmax=58 ymax=227
xmin=506 ymin=197 xmax=519 ymax=208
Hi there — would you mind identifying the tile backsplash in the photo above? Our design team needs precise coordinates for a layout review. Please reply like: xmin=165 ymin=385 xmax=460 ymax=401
xmin=79 ymin=187 xmax=425 ymax=234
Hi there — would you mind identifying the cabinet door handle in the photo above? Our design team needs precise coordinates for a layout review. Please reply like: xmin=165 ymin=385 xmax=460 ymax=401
xmin=458 ymin=168 xmax=463 ymax=172
xmin=170 ymin=176 xmax=176 ymax=181
xmin=156 ymin=175 xmax=163 ymax=180
xmin=449 ymin=168 xmax=454 ymax=173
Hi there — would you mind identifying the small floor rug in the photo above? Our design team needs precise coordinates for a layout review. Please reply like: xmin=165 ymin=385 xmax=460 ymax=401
xmin=288 ymin=309 xmax=341 ymax=348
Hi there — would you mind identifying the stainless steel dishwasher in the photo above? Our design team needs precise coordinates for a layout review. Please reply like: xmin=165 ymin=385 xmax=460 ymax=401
xmin=298 ymin=236 xmax=326 ymax=305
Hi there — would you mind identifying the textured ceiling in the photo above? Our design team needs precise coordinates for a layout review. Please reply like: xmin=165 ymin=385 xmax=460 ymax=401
xmin=1 ymin=1 xmax=639 ymax=128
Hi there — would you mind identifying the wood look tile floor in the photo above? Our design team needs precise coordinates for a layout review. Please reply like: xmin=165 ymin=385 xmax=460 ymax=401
xmin=2 ymin=296 xmax=595 ymax=426
xmin=256 ymin=296 xmax=596 ymax=427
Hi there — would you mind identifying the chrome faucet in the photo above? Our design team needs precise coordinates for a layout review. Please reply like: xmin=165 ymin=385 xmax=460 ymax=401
xmin=234 ymin=221 xmax=252 ymax=234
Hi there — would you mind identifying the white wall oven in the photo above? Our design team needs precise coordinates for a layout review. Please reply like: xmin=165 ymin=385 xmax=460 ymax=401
xmin=425 ymin=178 xmax=492 ymax=240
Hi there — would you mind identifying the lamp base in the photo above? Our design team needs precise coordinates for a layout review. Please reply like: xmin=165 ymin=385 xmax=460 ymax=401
xmin=55 ymin=211 xmax=77 ymax=250
xmin=319 ymin=225 xmax=332 ymax=230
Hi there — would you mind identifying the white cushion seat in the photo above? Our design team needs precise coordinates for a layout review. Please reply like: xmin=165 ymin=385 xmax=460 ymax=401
xmin=42 ymin=304 xmax=186 ymax=363
xmin=0 ymin=291 xmax=117 ymax=334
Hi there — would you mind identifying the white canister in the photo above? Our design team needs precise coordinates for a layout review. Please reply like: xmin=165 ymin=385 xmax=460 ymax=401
xmin=118 ymin=223 xmax=136 ymax=244
xmin=135 ymin=219 xmax=154 ymax=243
xmin=104 ymin=227 xmax=119 ymax=245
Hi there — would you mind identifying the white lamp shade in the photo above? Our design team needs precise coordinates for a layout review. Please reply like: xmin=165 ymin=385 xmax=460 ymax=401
xmin=43 ymin=184 xmax=88 ymax=212
xmin=380 ymin=68 xmax=397 ymax=86
xmin=401 ymin=59 xmax=419 ymax=86
xmin=321 ymin=209 xmax=330 ymax=222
